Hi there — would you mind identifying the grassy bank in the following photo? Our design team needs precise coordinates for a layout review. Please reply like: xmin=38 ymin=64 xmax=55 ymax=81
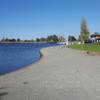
xmin=68 ymin=43 xmax=100 ymax=52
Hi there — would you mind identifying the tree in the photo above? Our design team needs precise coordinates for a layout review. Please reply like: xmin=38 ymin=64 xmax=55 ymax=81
xmin=17 ymin=38 xmax=21 ymax=42
xmin=9 ymin=38 xmax=16 ymax=42
xmin=40 ymin=38 xmax=47 ymax=42
xmin=80 ymin=18 xmax=90 ymax=43
xmin=35 ymin=35 xmax=59 ymax=43
xmin=52 ymin=35 xmax=59 ymax=43
xmin=58 ymin=36 xmax=66 ymax=42
xmin=36 ymin=38 xmax=40 ymax=42
xmin=47 ymin=35 xmax=59 ymax=43
xmin=47 ymin=36 xmax=52 ymax=42
xmin=68 ymin=35 xmax=76 ymax=42
xmin=78 ymin=35 xmax=81 ymax=41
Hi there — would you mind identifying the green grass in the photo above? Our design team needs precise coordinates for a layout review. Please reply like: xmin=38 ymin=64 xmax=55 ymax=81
xmin=68 ymin=43 xmax=100 ymax=52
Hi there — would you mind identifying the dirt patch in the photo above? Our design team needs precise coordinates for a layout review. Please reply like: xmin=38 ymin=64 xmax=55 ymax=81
xmin=86 ymin=51 xmax=100 ymax=56
xmin=23 ymin=82 xmax=28 ymax=85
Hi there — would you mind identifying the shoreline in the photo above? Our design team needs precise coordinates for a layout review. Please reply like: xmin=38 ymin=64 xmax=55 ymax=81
xmin=0 ymin=48 xmax=44 ymax=76
xmin=0 ymin=42 xmax=34 ymax=44
xmin=0 ymin=44 xmax=62 ymax=75
xmin=0 ymin=47 xmax=100 ymax=100
xmin=0 ymin=46 xmax=99 ymax=76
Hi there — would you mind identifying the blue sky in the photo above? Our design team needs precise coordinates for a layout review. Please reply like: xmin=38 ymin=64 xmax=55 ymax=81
xmin=0 ymin=0 xmax=100 ymax=39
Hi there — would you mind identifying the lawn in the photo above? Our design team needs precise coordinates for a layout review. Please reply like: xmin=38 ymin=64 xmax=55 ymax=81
xmin=68 ymin=43 xmax=100 ymax=52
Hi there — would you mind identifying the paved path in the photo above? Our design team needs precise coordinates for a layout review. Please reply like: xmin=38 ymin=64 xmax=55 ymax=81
xmin=0 ymin=47 xmax=100 ymax=100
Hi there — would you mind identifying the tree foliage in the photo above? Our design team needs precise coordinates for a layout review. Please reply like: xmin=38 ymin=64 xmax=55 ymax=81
xmin=80 ymin=18 xmax=89 ymax=43
xmin=58 ymin=36 xmax=66 ymax=42
xmin=68 ymin=35 xmax=76 ymax=41
xmin=47 ymin=35 xmax=59 ymax=43
xmin=35 ymin=35 xmax=59 ymax=43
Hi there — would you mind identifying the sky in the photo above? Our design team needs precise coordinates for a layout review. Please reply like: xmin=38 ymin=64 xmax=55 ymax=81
xmin=0 ymin=0 xmax=100 ymax=39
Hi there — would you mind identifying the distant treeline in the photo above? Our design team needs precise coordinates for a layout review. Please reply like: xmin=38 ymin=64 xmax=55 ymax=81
xmin=36 ymin=35 xmax=76 ymax=43
xmin=1 ymin=38 xmax=35 ymax=43
xmin=36 ymin=35 xmax=65 ymax=43
xmin=0 ymin=34 xmax=77 ymax=43
xmin=0 ymin=35 xmax=65 ymax=43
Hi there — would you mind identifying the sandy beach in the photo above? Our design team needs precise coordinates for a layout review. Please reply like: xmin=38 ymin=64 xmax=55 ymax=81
xmin=0 ymin=47 xmax=100 ymax=100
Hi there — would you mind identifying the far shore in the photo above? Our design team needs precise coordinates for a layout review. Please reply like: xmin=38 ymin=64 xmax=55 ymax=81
xmin=0 ymin=42 xmax=61 ymax=44
xmin=0 ymin=42 xmax=36 ymax=44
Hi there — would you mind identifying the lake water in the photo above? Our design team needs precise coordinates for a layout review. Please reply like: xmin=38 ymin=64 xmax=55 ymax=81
xmin=0 ymin=43 xmax=62 ymax=74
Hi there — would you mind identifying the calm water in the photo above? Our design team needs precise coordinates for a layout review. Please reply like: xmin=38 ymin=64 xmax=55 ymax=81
xmin=0 ymin=43 xmax=62 ymax=74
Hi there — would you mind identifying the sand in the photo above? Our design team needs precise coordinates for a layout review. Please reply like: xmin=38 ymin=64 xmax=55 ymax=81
xmin=0 ymin=46 xmax=100 ymax=100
